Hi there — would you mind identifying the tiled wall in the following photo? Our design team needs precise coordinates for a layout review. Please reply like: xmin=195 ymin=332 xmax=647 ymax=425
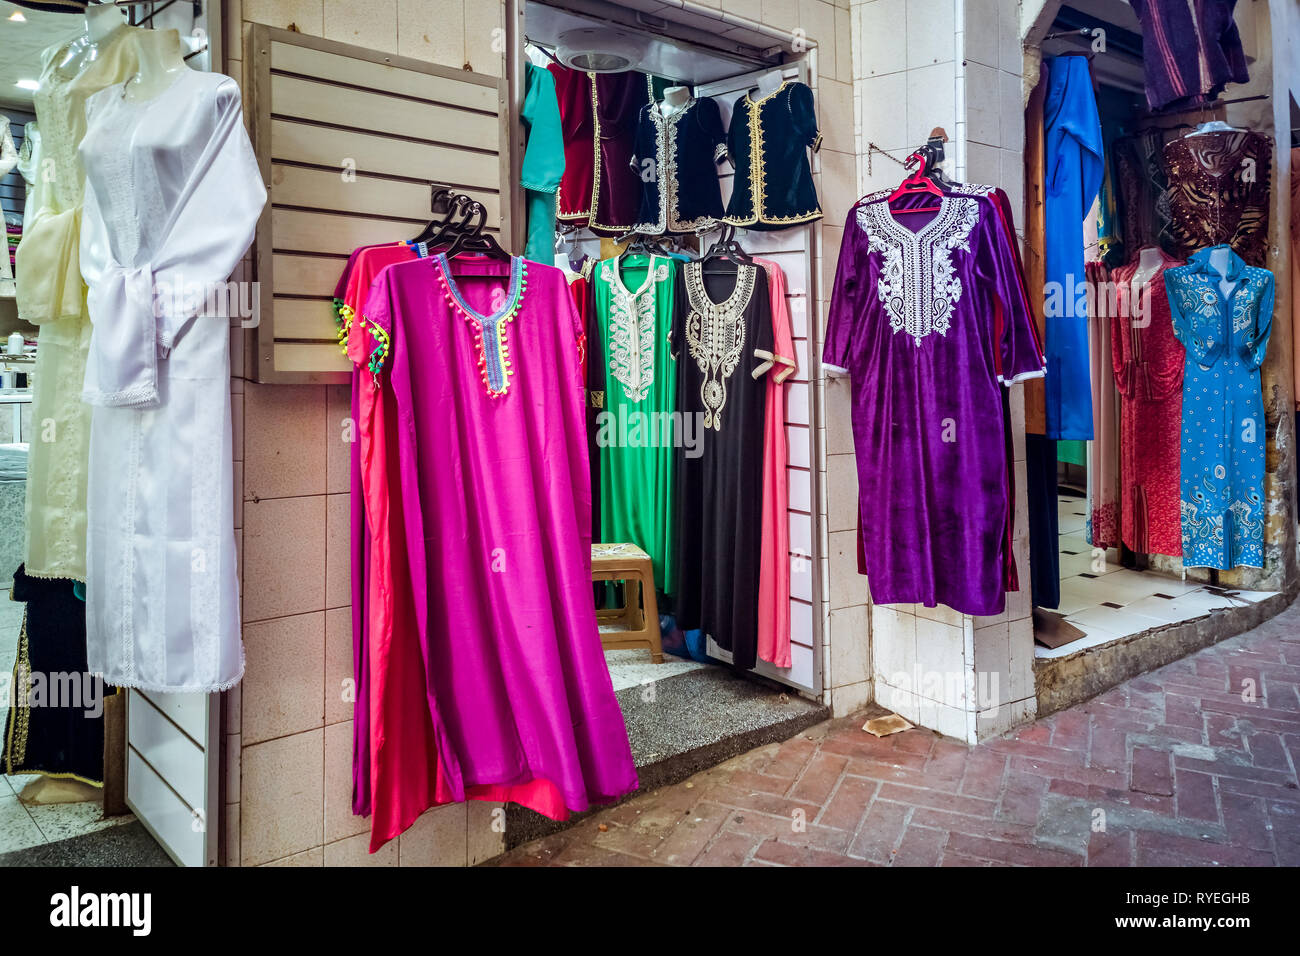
xmin=848 ymin=0 xmax=1037 ymax=743
xmin=225 ymin=0 xmax=862 ymax=866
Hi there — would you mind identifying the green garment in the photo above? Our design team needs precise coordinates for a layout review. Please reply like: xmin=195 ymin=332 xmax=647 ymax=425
xmin=522 ymin=63 xmax=564 ymax=263
xmin=591 ymin=254 xmax=682 ymax=594
xmin=1058 ymin=440 xmax=1087 ymax=467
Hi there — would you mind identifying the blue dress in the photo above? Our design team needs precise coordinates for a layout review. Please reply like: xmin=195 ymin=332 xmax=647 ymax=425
xmin=1165 ymin=246 xmax=1274 ymax=569
xmin=1042 ymin=55 xmax=1105 ymax=440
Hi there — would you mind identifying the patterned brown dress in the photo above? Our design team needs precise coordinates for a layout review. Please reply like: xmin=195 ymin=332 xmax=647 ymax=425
xmin=1163 ymin=130 xmax=1271 ymax=267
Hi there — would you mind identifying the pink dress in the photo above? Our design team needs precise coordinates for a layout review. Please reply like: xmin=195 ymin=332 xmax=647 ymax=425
xmin=348 ymin=247 xmax=573 ymax=851
xmin=753 ymin=258 xmax=797 ymax=668
xmin=363 ymin=254 xmax=638 ymax=825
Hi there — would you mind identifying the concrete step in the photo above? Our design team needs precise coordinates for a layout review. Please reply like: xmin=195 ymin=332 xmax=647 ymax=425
xmin=503 ymin=664 xmax=828 ymax=851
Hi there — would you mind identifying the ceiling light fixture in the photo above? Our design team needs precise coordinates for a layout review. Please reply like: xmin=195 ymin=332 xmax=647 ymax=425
xmin=556 ymin=27 xmax=648 ymax=73
xmin=15 ymin=79 xmax=39 ymax=91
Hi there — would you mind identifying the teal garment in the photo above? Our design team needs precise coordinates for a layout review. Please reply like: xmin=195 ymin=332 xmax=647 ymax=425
xmin=522 ymin=63 xmax=565 ymax=263
xmin=1058 ymin=440 xmax=1087 ymax=467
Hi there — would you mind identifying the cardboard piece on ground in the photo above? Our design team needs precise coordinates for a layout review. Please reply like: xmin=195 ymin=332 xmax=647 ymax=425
xmin=1033 ymin=607 xmax=1087 ymax=649
xmin=863 ymin=714 xmax=913 ymax=737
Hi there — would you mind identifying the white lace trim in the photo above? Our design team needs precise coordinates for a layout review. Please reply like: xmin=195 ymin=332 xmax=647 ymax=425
xmin=632 ymin=100 xmax=719 ymax=235
xmin=684 ymin=262 xmax=757 ymax=431
xmin=856 ymin=196 xmax=980 ymax=347
xmin=604 ymin=257 xmax=670 ymax=403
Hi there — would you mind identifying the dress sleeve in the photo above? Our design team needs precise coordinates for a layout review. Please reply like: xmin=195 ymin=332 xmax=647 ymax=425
xmin=669 ymin=264 xmax=687 ymax=362
xmin=628 ymin=107 xmax=649 ymax=177
xmin=725 ymin=96 xmax=744 ymax=168
xmin=1111 ymin=271 xmax=1132 ymax=397
xmin=763 ymin=261 xmax=798 ymax=383
xmin=979 ymin=204 xmax=1046 ymax=385
xmin=1166 ymin=271 xmax=1225 ymax=368
xmin=750 ymin=265 xmax=775 ymax=378
xmin=153 ymin=78 xmax=266 ymax=353
xmin=822 ymin=212 xmax=862 ymax=376
xmin=521 ymin=63 xmax=565 ymax=193
xmin=1244 ymin=271 xmax=1274 ymax=370
xmin=790 ymin=82 xmax=822 ymax=153
xmin=697 ymin=96 xmax=729 ymax=164
xmin=359 ymin=269 xmax=394 ymax=379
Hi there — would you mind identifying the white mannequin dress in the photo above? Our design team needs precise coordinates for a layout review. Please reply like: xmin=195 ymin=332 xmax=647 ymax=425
xmin=79 ymin=68 xmax=265 ymax=692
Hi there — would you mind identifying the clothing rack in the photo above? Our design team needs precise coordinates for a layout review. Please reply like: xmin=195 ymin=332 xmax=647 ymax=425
xmin=1143 ymin=92 xmax=1270 ymax=120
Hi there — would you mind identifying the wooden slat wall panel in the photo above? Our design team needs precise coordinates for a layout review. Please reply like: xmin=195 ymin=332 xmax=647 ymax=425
xmin=270 ymin=165 xmax=500 ymax=225
xmin=249 ymin=25 xmax=508 ymax=383
xmin=271 ymin=74 xmax=500 ymax=150
xmin=271 ymin=120 xmax=500 ymax=191
xmin=270 ymin=40 xmax=500 ymax=112
xmin=273 ymin=297 xmax=338 ymax=340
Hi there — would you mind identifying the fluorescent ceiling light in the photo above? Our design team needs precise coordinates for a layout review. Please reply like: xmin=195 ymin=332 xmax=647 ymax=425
xmin=15 ymin=79 xmax=39 ymax=91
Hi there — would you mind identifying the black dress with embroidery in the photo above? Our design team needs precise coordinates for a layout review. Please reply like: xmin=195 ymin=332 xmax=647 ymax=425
xmin=3 ymin=566 xmax=108 ymax=785
xmin=671 ymin=260 xmax=774 ymax=671
xmin=723 ymin=80 xmax=823 ymax=230
xmin=629 ymin=96 xmax=728 ymax=234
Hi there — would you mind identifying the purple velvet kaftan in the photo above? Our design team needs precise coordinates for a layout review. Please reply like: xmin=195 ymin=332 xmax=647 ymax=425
xmin=363 ymin=253 xmax=638 ymax=809
xmin=824 ymin=195 xmax=1045 ymax=616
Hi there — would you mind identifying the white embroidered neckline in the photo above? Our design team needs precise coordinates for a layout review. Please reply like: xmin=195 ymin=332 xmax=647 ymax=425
xmin=683 ymin=262 xmax=757 ymax=430
xmin=857 ymin=196 xmax=980 ymax=347
xmin=605 ymin=255 xmax=670 ymax=403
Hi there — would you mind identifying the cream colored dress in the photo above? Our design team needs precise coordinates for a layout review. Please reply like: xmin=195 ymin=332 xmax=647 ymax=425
xmin=14 ymin=27 xmax=139 ymax=582
xmin=0 ymin=117 xmax=17 ymax=294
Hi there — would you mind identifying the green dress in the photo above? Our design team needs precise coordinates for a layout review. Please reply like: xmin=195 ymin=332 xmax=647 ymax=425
xmin=591 ymin=254 xmax=682 ymax=594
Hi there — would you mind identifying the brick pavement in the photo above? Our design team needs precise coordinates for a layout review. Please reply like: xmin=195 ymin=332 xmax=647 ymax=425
xmin=496 ymin=600 xmax=1300 ymax=866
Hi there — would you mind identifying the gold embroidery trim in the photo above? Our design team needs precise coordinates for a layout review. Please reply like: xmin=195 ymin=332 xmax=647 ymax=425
xmin=723 ymin=83 xmax=823 ymax=228
xmin=4 ymin=615 xmax=31 ymax=771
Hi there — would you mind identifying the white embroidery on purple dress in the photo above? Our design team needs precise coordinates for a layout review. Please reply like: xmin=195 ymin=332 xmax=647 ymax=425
xmin=856 ymin=196 xmax=980 ymax=347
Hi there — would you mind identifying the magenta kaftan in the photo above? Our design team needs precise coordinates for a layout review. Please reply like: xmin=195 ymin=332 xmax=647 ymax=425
xmin=363 ymin=253 xmax=638 ymax=809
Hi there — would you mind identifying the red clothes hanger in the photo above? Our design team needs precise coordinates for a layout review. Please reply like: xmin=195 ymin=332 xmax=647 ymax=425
xmin=887 ymin=140 xmax=948 ymax=212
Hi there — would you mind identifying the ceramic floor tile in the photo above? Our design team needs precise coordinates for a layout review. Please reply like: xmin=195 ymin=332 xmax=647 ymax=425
xmin=1083 ymin=569 xmax=1194 ymax=604
xmin=1056 ymin=577 xmax=1110 ymax=616
xmin=1064 ymin=602 xmax=1167 ymax=638
xmin=1034 ymin=622 xmax=1128 ymax=659
xmin=0 ymin=793 xmax=47 ymax=853
xmin=1058 ymin=551 xmax=1122 ymax=578
xmin=1059 ymin=519 xmax=1086 ymax=537
xmin=1122 ymin=588 xmax=1238 ymax=622
xmin=1223 ymin=588 xmax=1280 ymax=604
xmin=1058 ymin=531 xmax=1090 ymax=555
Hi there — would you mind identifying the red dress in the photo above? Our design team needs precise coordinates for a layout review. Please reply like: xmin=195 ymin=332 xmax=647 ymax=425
xmin=1111 ymin=250 xmax=1186 ymax=557
xmin=549 ymin=65 xmax=646 ymax=235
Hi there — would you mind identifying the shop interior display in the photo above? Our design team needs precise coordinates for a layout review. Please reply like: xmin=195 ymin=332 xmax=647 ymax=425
xmin=0 ymin=0 xmax=1289 ymax=870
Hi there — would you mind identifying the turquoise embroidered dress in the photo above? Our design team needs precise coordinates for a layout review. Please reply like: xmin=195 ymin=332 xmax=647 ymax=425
xmin=1165 ymin=246 xmax=1274 ymax=569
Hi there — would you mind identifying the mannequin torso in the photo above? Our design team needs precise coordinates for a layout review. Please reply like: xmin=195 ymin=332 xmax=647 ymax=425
xmin=659 ymin=85 xmax=691 ymax=117
xmin=122 ymin=29 xmax=188 ymax=102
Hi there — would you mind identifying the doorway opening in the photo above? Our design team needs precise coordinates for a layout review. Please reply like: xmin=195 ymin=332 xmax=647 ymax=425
xmin=1024 ymin=1 xmax=1280 ymax=667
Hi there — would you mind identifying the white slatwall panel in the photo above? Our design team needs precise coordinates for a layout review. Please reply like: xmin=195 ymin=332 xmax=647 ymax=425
xmin=247 ymin=25 xmax=509 ymax=383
